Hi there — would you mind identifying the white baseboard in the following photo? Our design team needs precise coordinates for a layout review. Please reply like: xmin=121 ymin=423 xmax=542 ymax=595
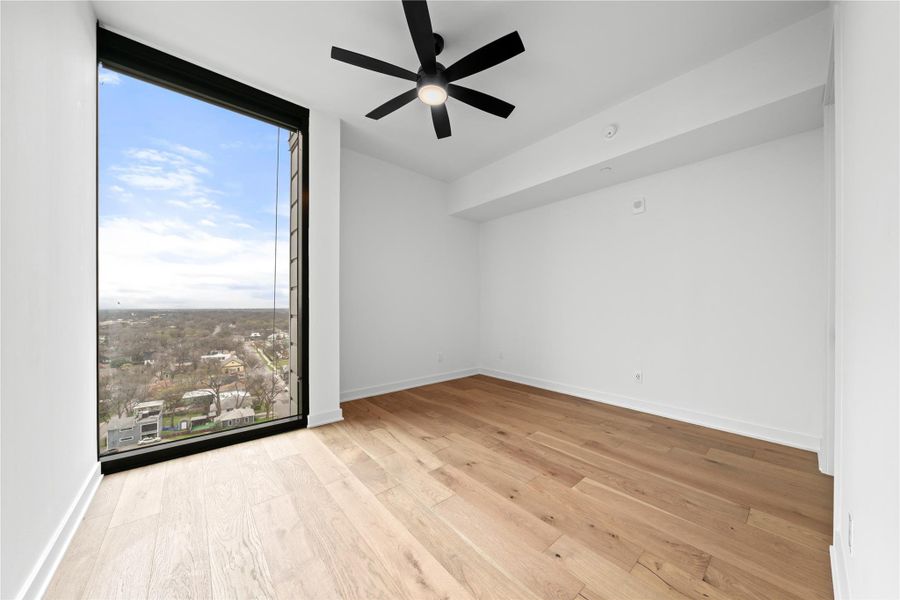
xmin=340 ymin=368 xmax=479 ymax=403
xmin=16 ymin=462 xmax=102 ymax=600
xmin=480 ymin=368 xmax=822 ymax=453
xmin=337 ymin=366 xmax=822 ymax=453
xmin=830 ymin=535 xmax=851 ymax=600
xmin=308 ymin=408 xmax=344 ymax=427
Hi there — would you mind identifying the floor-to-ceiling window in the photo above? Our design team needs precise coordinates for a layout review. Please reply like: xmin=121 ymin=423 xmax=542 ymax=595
xmin=97 ymin=29 xmax=307 ymax=471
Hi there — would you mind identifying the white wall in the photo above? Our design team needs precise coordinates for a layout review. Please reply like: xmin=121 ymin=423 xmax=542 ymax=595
xmin=308 ymin=111 xmax=343 ymax=426
xmin=0 ymin=3 xmax=100 ymax=599
xmin=479 ymin=129 xmax=827 ymax=450
xmin=340 ymin=149 xmax=479 ymax=400
xmin=830 ymin=2 xmax=900 ymax=598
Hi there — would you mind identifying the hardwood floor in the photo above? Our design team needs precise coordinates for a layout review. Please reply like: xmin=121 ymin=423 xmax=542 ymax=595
xmin=46 ymin=375 xmax=834 ymax=600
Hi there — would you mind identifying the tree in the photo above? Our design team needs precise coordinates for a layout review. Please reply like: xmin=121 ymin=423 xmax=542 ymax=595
xmin=172 ymin=342 xmax=192 ymax=371
xmin=109 ymin=369 xmax=151 ymax=418
xmin=202 ymin=361 xmax=234 ymax=417
xmin=246 ymin=372 xmax=283 ymax=420
xmin=98 ymin=374 xmax=113 ymax=424
xmin=162 ymin=393 xmax=184 ymax=427
xmin=229 ymin=376 xmax=251 ymax=409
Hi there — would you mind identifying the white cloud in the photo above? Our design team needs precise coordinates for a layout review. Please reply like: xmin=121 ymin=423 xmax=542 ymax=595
xmin=162 ymin=142 xmax=210 ymax=161
xmin=98 ymin=216 xmax=289 ymax=309
xmin=113 ymin=144 xmax=219 ymax=206
xmin=99 ymin=71 xmax=121 ymax=86
xmin=139 ymin=219 xmax=193 ymax=235
xmin=116 ymin=165 xmax=200 ymax=192
xmin=108 ymin=184 xmax=133 ymax=202
xmin=190 ymin=197 xmax=220 ymax=209
xmin=167 ymin=200 xmax=192 ymax=209
xmin=126 ymin=148 xmax=182 ymax=164
xmin=222 ymin=213 xmax=255 ymax=229
xmin=199 ymin=219 xmax=217 ymax=227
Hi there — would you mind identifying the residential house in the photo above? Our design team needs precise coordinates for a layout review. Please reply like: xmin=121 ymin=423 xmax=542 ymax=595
xmin=106 ymin=415 xmax=138 ymax=451
xmin=207 ymin=390 xmax=252 ymax=418
xmin=132 ymin=400 xmax=163 ymax=444
xmin=182 ymin=389 xmax=216 ymax=407
xmin=221 ymin=355 xmax=245 ymax=376
xmin=214 ymin=407 xmax=256 ymax=428
xmin=106 ymin=400 xmax=164 ymax=451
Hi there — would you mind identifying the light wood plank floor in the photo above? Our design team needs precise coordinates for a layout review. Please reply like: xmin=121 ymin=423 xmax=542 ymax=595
xmin=47 ymin=375 xmax=834 ymax=600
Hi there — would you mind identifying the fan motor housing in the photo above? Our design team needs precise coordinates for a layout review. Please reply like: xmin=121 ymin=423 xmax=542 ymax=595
xmin=417 ymin=64 xmax=448 ymax=92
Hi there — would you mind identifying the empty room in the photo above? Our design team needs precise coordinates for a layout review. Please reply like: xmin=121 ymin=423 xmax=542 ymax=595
xmin=1 ymin=1 xmax=898 ymax=599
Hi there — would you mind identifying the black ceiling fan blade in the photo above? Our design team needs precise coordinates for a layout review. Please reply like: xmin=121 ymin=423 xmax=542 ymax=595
xmin=444 ymin=31 xmax=524 ymax=82
xmin=447 ymin=84 xmax=515 ymax=118
xmin=331 ymin=46 xmax=418 ymax=81
xmin=402 ymin=0 xmax=437 ymax=74
xmin=431 ymin=104 xmax=451 ymax=139
xmin=366 ymin=89 xmax=419 ymax=120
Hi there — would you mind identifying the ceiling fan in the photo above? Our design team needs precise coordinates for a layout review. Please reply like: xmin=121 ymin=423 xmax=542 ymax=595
xmin=330 ymin=0 xmax=525 ymax=139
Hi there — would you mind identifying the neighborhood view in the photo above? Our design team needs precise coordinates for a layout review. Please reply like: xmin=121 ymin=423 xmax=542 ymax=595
xmin=99 ymin=309 xmax=292 ymax=455
xmin=98 ymin=65 xmax=295 ymax=456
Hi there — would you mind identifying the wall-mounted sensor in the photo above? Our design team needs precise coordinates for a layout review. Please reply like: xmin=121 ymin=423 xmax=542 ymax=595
xmin=604 ymin=124 xmax=618 ymax=139
xmin=632 ymin=197 xmax=646 ymax=214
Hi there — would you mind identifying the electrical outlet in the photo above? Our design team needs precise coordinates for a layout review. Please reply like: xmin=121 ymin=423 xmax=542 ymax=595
xmin=437 ymin=352 xmax=444 ymax=363
xmin=633 ymin=369 xmax=643 ymax=383
xmin=848 ymin=512 xmax=853 ymax=556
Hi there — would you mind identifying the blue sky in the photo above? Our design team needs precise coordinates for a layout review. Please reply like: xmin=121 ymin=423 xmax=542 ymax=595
xmin=98 ymin=66 xmax=290 ymax=309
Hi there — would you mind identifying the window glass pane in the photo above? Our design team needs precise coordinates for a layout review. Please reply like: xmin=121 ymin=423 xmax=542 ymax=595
xmin=98 ymin=66 xmax=295 ymax=457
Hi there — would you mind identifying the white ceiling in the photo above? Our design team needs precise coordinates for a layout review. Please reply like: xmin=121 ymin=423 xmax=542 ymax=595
xmin=93 ymin=1 xmax=827 ymax=181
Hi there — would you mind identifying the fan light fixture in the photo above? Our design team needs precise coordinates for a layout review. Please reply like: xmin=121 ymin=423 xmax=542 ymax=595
xmin=330 ymin=1 xmax=525 ymax=139
xmin=418 ymin=84 xmax=447 ymax=106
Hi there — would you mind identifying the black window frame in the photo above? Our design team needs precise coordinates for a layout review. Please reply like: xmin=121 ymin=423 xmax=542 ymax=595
xmin=96 ymin=26 xmax=310 ymax=475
